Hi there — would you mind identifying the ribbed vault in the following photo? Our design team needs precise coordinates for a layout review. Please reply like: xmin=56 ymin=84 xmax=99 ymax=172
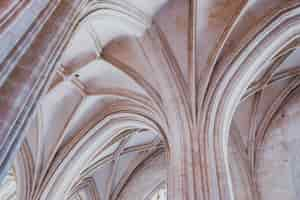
xmin=1 ymin=0 xmax=300 ymax=200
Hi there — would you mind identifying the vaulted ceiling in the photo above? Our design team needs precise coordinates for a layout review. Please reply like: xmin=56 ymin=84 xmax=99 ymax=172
xmin=1 ymin=0 xmax=300 ymax=200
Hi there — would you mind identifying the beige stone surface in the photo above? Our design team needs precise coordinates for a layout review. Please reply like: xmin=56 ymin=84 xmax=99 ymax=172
xmin=1 ymin=0 xmax=300 ymax=200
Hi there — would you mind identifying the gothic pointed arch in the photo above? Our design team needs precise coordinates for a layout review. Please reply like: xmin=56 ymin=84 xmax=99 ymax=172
xmin=2 ymin=1 xmax=300 ymax=200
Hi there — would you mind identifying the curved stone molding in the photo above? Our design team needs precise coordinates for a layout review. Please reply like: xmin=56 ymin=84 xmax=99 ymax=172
xmin=0 ymin=0 xmax=83 ymax=182
xmin=2 ymin=1 xmax=300 ymax=200
xmin=0 ymin=0 xmax=29 ymax=32
xmin=60 ymin=0 xmax=167 ymax=73
xmin=9 ymin=1 xmax=168 ymax=200
xmin=145 ymin=182 xmax=166 ymax=200
xmin=14 ymin=140 xmax=34 ymax=200
xmin=67 ymin=177 xmax=100 ymax=200
xmin=201 ymin=5 xmax=300 ymax=200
